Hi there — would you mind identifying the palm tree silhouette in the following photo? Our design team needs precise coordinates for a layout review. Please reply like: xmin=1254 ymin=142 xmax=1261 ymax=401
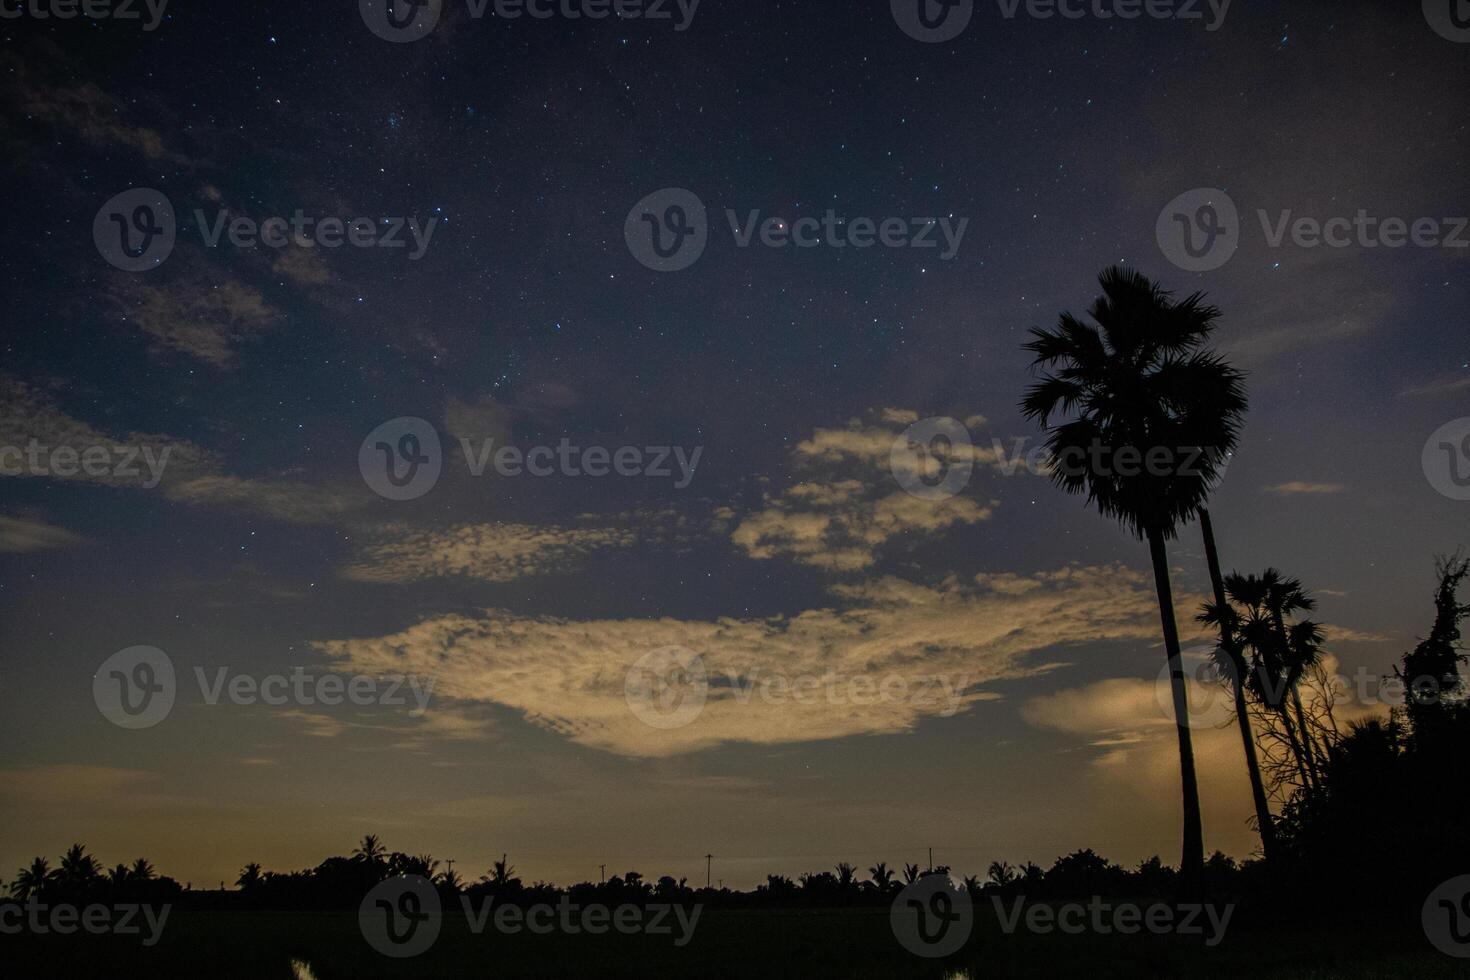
xmin=10 ymin=857 xmax=55 ymax=898
xmin=1022 ymin=266 xmax=1246 ymax=888
xmin=1265 ymin=572 xmax=1326 ymax=784
xmin=867 ymin=861 xmax=895 ymax=892
xmin=58 ymin=843 xmax=101 ymax=888
xmin=130 ymin=857 xmax=156 ymax=881
xmin=352 ymin=834 xmax=386 ymax=865
xmin=1209 ymin=569 xmax=1325 ymax=791
xmin=236 ymin=862 xmax=263 ymax=890
xmin=1197 ymin=539 xmax=1280 ymax=861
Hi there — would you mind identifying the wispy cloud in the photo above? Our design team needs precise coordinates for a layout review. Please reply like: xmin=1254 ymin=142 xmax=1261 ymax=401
xmin=318 ymin=564 xmax=1168 ymax=757
xmin=0 ymin=513 xmax=85 ymax=553
xmin=1264 ymin=481 xmax=1347 ymax=495
xmin=729 ymin=410 xmax=1004 ymax=570
xmin=340 ymin=522 xmax=636 ymax=584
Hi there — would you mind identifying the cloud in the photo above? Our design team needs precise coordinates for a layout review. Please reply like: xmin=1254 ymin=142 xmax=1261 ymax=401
xmin=0 ymin=765 xmax=160 ymax=806
xmin=730 ymin=411 xmax=1008 ymax=570
xmin=0 ymin=513 xmax=85 ymax=553
xmin=0 ymin=373 xmax=360 ymax=524
xmin=340 ymin=522 xmax=636 ymax=583
xmin=317 ymin=563 xmax=1167 ymax=757
xmin=3 ymin=51 xmax=177 ymax=161
xmin=1399 ymin=375 xmax=1470 ymax=398
xmin=1264 ymin=481 xmax=1347 ymax=495
xmin=115 ymin=277 xmax=282 ymax=369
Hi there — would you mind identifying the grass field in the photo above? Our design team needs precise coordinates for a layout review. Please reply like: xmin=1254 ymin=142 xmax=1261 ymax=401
xmin=5 ymin=906 xmax=1469 ymax=978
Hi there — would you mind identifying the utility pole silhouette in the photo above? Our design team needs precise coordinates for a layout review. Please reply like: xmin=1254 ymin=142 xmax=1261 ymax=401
xmin=445 ymin=858 xmax=456 ymax=877
xmin=705 ymin=854 xmax=712 ymax=889
xmin=927 ymin=847 xmax=933 ymax=872
xmin=599 ymin=864 xmax=606 ymax=885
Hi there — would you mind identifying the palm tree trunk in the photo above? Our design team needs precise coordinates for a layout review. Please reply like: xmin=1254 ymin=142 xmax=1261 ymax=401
xmin=1146 ymin=525 xmax=1205 ymax=893
xmin=1200 ymin=508 xmax=1280 ymax=861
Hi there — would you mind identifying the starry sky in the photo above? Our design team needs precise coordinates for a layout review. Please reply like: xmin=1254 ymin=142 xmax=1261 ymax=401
xmin=1 ymin=0 xmax=1466 ymax=890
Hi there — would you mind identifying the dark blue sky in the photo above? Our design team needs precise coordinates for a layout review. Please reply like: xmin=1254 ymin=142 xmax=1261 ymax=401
xmin=1 ymin=0 xmax=1466 ymax=888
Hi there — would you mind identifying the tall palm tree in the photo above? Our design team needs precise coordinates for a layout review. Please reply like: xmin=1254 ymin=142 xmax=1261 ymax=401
xmin=1198 ymin=516 xmax=1279 ymax=861
xmin=1022 ymin=266 xmax=1247 ymax=888
xmin=867 ymin=861 xmax=895 ymax=892
xmin=129 ymin=857 xmax=156 ymax=882
xmin=11 ymin=857 xmax=55 ymax=898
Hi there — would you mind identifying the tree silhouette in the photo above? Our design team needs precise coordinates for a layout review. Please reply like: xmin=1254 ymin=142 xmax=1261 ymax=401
xmin=1210 ymin=569 xmax=1326 ymax=792
xmin=236 ymin=862 xmax=263 ymax=890
xmin=58 ymin=843 xmax=101 ymax=890
xmin=1021 ymin=266 xmax=1245 ymax=888
xmin=1398 ymin=553 xmax=1470 ymax=739
xmin=986 ymin=860 xmax=1017 ymax=889
xmin=1199 ymin=509 xmax=1279 ymax=861
xmin=352 ymin=834 xmax=386 ymax=866
xmin=11 ymin=857 xmax=55 ymax=899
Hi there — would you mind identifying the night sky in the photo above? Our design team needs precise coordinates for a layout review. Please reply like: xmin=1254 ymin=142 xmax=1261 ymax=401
xmin=1 ymin=0 xmax=1466 ymax=890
